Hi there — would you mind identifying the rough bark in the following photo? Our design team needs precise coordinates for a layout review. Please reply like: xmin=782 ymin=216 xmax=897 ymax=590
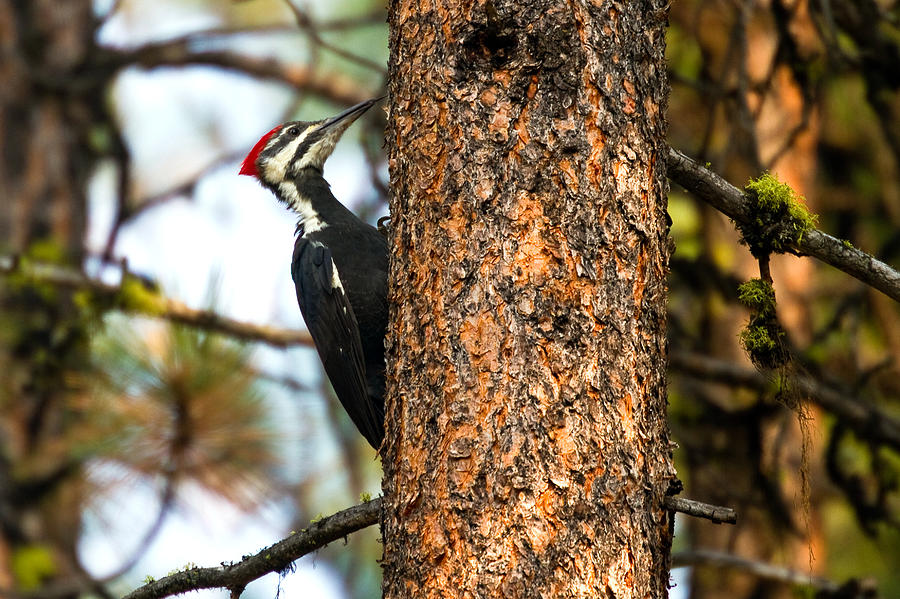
xmin=0 ymin=0 xmax=97 ymax=593
xmin=383 ymin=1 xmax=675 ymax=597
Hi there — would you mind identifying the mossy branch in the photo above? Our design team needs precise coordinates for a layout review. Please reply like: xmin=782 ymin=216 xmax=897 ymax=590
xmin=739 ymin=172 xmax=818 ymax=257
xmin=0 ymin=255 xmax=313 ymax=348
xmin=109 ymin=493 xmax=735 ymax=599
xmin=667 ymin=147 xmax=900 ymax=303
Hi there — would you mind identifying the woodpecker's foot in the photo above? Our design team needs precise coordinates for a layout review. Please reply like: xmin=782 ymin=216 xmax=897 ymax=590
xmin=377 ymin=215 xmax=391 ymax=238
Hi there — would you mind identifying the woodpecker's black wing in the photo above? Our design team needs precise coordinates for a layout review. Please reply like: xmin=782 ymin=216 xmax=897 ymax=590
xmin=291 ymin=237 xmax=383 ymax=448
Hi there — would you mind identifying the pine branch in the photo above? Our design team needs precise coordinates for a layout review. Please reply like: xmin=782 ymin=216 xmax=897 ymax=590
xmin=122 ymin=498 xmax=382 ymax=599
xmin=667 ymin=146 xmax=900 ymax=303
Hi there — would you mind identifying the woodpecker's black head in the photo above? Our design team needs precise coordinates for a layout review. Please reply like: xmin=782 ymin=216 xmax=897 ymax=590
xmin=239 ymin=98 xmax=379 ymax=185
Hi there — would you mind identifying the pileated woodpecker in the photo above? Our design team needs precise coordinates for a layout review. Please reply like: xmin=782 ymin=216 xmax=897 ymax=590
xmin=240 ymin=99 xmax=387 ymax=449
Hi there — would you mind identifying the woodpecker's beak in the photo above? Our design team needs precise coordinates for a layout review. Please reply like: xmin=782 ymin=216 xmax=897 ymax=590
xmin=285 ymin=97 xmax=382 ymax=173
xmin=319 ymin=97 xmax=381 ymax=132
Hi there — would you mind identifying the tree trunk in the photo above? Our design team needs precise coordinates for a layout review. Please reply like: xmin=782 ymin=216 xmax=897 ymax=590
xmin=0 ymin=0 xmax=97 ymax=593
xmin=382 ymin=1 xmax=675 ymax=597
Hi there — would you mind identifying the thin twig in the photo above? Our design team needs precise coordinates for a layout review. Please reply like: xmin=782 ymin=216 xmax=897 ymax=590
xmin=286 ymin=2 xmax=387 ymax=74
xmin=118 ymin=149 xmax=247 ymax=233
xmin=97 ymin=477 xmax=177 ymax=584
xmin=122 ymin=498 xmax=382 ymax=599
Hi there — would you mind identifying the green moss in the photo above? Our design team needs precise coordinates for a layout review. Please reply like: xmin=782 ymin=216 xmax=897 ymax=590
xmin=740 ymin=172 xmax=818 ymax=257
xmin=740 ymin=323 xmax=778 ymax=353
xmin=740 ymin=321 xmax=789 ymax=370
xmin=666 ymin=23 xmax=703 ymax=81
xmin=72 ymin=289 xmax=93 ymax=311
xmin=12 ymin=544 xmax=57 ymax=590
xmin=73 ymin=287 xmax=115 ymax=320
xmin=6 ymin=264 xmax=57 ymax=303
xmin=25 ymin=239 xmax=67 ymax=264
xmin=360 ymin=492 xmax=372 ymax=502
xmin=87 ymin=124 xmax=114 ymax=154
xmin=6 ymin=240 xmax=73 ymax=303
xmin=738 ymin=278 xmax=776 ymax=315
xmin=738 ymin=278 xmax=789 ymax=369
xmin=117 ymin=275 xmax=166 ymax=315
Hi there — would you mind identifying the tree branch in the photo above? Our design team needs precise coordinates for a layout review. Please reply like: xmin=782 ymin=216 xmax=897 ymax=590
xmin=664 ymin=496 xmax=737 ymax=524
xmin=123 ymin=498 xmax=382 ymax=599
xmin=103 ymin=40 xmax=375 ymax=106
xmin=666 ymin=146 xmax=900 ymax=303
xmin=286 ymin=3 xmax=387 ymax=74
xmin=0 ymin=256 xmax=313 ymax=348
xmin=672 ymin=549 xmax=842 ymax=593
xmin=670 ymin=349 xmax=900 ymax=453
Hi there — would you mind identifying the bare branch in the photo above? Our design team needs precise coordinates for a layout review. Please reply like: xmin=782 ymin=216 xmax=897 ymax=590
xmin=670 ymin=350 xmax=900 ymax=452
xmin=99 ymin=477 xmax=177 ymax=584
xmin=0 ymin=256 xmax=313 ymax=348
xmin=666 ymin=146 xmax=900 ymax=303
xmin=105 ymin=40 xmax=376 ymax=106
xmin=664 ymin=496 xmax=737 ymax=524
xmin=122 ymin=498 xmax=382 ymax=599
xmin=314 ymin=8 xmax=387 ymax=31
xmin=672 ymin=549 xmax=842 ymax=592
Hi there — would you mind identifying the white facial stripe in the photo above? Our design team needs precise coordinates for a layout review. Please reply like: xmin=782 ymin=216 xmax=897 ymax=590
xmin=278 ymin=181 xmax=326 ymax=234
xmin=265 ymin=125 xmax=316 ymax=181
xmin=297 ymin=117 xmax=359 ymax=170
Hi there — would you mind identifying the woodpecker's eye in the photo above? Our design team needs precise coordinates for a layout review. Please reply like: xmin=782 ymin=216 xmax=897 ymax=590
xmin=288 ymin=126 xmax=301 ymax=137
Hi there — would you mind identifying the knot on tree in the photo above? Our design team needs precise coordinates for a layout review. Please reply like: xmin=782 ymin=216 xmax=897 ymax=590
xmin=460 ymin=0 xmax=518 ymax=70
xmin=737 ymin=172 xmax=818 ymax=258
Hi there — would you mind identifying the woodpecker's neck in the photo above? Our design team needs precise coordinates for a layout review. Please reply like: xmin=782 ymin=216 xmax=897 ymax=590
xmin=273 ymin=168 xmax=356 ymax=237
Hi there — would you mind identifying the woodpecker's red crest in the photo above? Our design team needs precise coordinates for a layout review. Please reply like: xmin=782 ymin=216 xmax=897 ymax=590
xmin=239 ymin=124 xmax=282 ymax=177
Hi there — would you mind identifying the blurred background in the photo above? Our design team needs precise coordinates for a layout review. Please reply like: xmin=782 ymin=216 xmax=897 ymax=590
xmin=0 ymin=1 xmax=898 ymax=598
